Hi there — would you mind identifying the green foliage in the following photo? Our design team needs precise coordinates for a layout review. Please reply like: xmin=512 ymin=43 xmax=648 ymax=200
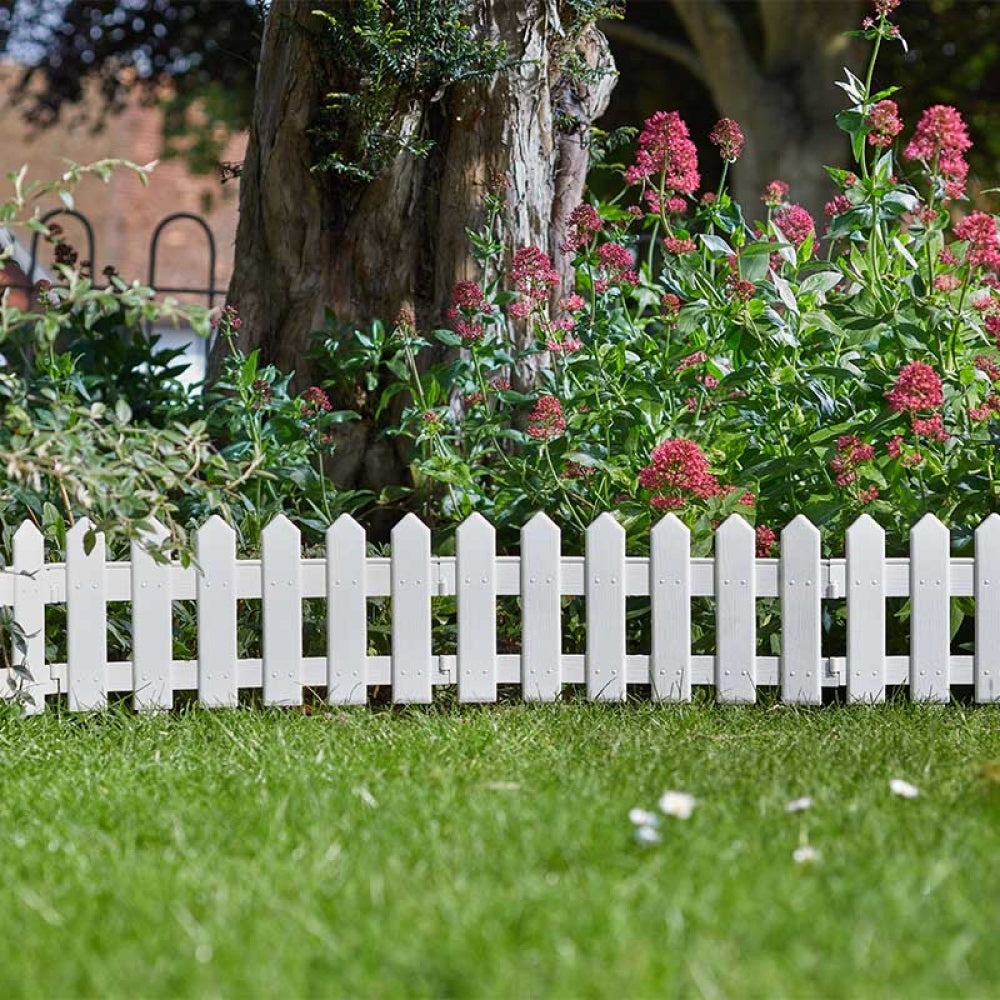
xmin=311 ymin=0 xmax=507 ymax=180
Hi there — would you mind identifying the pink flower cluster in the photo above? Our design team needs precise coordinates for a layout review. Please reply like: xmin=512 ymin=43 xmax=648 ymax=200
xmin=660 ymin=293 xmax=682 ymax=321
xmin=904 ymin=105 xmax=972 ymax=200
xmin=830 ymin=435 xmax=875 ymax=488
xmin=867 ymin=100 xmax=904 ymax=148
xmin=911 ymin=414 xmax=949 ymax=441
xmin=595 ymin=242 xmax=639 ymax=286
xmin=953 ymin=212 xmax=1000 ymax=273
xmin=885 ymin=361 xmax=943 ymax=413
xmin=887 ymin=435 xmax=924 ymax=467
xmin=625 ymin=111 xmax=700 ymax=195
xmin=559 ymin=204 xmax=602 ymax=254
xmin=301 ymin=386 xmax=332 ymax=414
xmin=709 ymin=118 xmax=745 ymax=163
xmin=638 ymin=438 xmax=721 ymax=509
xmin=510 ymin=246 xmax=559 ymax=318
xmin=664 ymin=237 xmax=696 ymax=254
xmin=773 ymin=204 xmax=816 ymax=248
xmin=755 ymin=524 xmax=777 ymax=558
xmin=761 ymin=180 xmax=790 ymax=208
xmin=526 ymin=395 xmax=566 ymax=440
xmin=824 ymin=194 xmax=851 ymax=218
xmin=447 ymin=280 xmax=490 ymax=343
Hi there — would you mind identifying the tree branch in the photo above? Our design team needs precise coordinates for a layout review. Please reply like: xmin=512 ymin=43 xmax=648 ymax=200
xmin=599 ymin=19 xmax=706 ymax=85
xmin=667 ymin=0 xmax=765 ymax=109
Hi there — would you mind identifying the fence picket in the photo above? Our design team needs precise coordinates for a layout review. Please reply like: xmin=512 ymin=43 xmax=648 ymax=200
xmin=131 ymin=519 xmax=173 ymax=711
xmin=781 ymin=515 xmax=822 ymax=705
xmin=12 ymin=522 xmax=49 ymax=714
xmin=847 ymin=515 xmax=885 ymax=703
xmin=650 ymin=514 xmax=691 ymax=702
xmin=457 ymin=514 xmax=497 ymax=703
xmin=66 ymin=519 xmax=107 ymax=710
xmin=262 ymin=515 xmax=302 ymax=706
xmin=391 ymin=514 xmax=432 ymax=704
xmin=715 ymin=515 xmax=756 ymax=703
xmin=586 ymin=514 xmax=626 ymax=702
xmin=521 ymin=513 xmax=561 ymax=702
xmin=911 ymin=514 xmax=950 ymax=702
xmin=327 ymin=515 xmax=367 ymax=706
xmin=975 ymin=514 xmax=1000 ymax=703
xmin=197 ymin=516 xmax=238 ymax=707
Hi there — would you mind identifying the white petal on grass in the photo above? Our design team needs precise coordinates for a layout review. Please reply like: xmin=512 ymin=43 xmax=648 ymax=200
xmin=890 ymin=779 xmax=920 ymax=799
xmin=628 ymin=808 xmax=661 ymax=827
xmin=785 ymin=796 xmax=813 ymax=813
xmin=634 ymin=825 xmax=662 ymax=845
xmin=353 ymin=786 xmax=378 ymax=808
xmin=658 ymin=791 xmax=697 ymax=820
xmin=793 ymin=845 xmax=821 ymax=864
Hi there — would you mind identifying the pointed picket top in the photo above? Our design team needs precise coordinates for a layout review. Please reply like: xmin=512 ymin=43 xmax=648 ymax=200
xmin=911 ymin=511 xmax=949 ymax=544
xmin=847 ymin=512 xmax=883 ymax=537
xmin=522 ymin=511 xmax=560 ymax=545
xmin=586 ymin=511 xmax=625 ymax=540
xmin=131 ymin=517 xmax=170 ymax=561
xmin=457 ymin=511 xmax=495 ymax=543
xmin=651 ymin=511 xmax=689 ymax=543
xmin=328 ymin=512 xmax=365 ymax=543
xmin=716 ymin=512 xmax=755 ymax=543
xmin=13 ymin=519 xmax=43 ymax=548
xmin=781 ymin=513 xmax=820 ymax=545
xmin=975 ymin=512 xmax=1000 ymax=544
xmin=66 ymin=516 xmax=99 ymax=546
xmin=197 ymin=513 xmax=236 ymax=545
xmin=392 ymin=511 xmax=430 ymax=543
xmin=262 ymin=512 xmax=300 ymax=544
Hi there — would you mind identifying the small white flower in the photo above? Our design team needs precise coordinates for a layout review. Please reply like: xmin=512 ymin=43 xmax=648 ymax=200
xmin=889 ymin=779 xmax=920 ymax=799
xmin=785 ymin=796 xmax=813 ymax=814
xmin=634 ymin=824 xmax=662 ymax=845
xmin=658 ymin=791 xmax=697 ymax=820
xmin=793 ymin=845 xmax=821 ymax=864
xmin=628 ymin=808 xmax=661 ymax=827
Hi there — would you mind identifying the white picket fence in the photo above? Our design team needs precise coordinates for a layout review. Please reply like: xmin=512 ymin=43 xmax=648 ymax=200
xmin=2 ymin=510 xmax=999 ymax=712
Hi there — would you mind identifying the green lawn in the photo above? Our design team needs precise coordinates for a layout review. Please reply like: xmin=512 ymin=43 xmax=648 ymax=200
xmin=1 ymin=699 xmax=999 ymax=999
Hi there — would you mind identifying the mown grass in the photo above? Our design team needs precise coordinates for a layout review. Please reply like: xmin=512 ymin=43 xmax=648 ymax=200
xmin=1 ymin=698 xmax=999 ymax=999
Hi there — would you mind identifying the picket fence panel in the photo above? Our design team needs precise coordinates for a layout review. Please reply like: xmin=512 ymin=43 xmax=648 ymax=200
xmin=3 ymin=511 xmax=1000 ymax=711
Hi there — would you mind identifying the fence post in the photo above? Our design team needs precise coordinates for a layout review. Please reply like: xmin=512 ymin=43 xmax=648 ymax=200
xmin=262 ymin=514 xmax=303 ymax=706
xmin=586 ymin=513 xmax=626 ymax=702
xmin=910 ymin=513 xmax=951 ymax=702
xmin=131 ymin=518 xmax=173 ymax=711
xmin=781 ymin=515 xmax=822 ymax=705
xmin=650 ymin=514 xmax=691 ymax=702
xmin=975 ymin=513 xmax=1000 ymax=703
xmin=847 ymin=515 xmax=885 ymax=703
xmin=12 ymin=521 xmax=49 ymax=714
xmin=197 ymin=516 xmax=238 ymax=707
xmin=327 ymin=515 xmax=367 ymax=706
xmin=715 ymin=514 xmax=756 ymax=703
xmin=521 ymin=513 xmax=561 ymax=702
xmin=391 ymin=514 xmax=432 ymax=704
xmin=457 ymin=513 xmax=497 ymax=703
xmin=66 ymin=519 xmax=107 ymax=710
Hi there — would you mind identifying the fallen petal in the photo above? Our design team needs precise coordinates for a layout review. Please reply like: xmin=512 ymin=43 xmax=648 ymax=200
xmin=628 ymin=808 xmax=661 ymax=827
xmin=889 ymin=778 xmax=920 ymax=799
xmin=634 ymin=824 xmax=662 ymax=845
xmin=658 ymin=790 xmax=697 ymax=820
xmin=785 ymin=796 xmax=813 ymax=813
xmin=793 ymin=845 xmax=821 ymax=864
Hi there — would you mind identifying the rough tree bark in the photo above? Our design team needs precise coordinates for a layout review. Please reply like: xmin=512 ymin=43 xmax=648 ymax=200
xmin=218 ymin=1 xmax=616 ymax=491
xmin=604 ymin=0 xmax=865 ymax=221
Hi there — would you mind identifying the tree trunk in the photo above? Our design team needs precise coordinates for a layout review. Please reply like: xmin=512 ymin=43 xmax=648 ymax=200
xmin=218 ymin=0 xmax=616 ymax=491
xmin=610 ymin=0 xmax=865 ymax=222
